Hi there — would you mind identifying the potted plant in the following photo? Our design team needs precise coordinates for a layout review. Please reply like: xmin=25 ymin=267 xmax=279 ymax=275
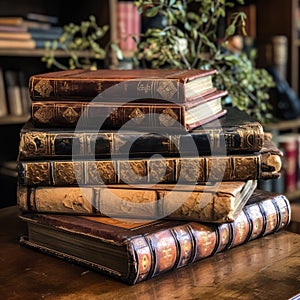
xmin=42 ymin=15 xmax=122 ymax=71
xmin=133 ymin=0 xmax=275 ymax=123
xmin=42 ymin=1 xmax=274 ymax=123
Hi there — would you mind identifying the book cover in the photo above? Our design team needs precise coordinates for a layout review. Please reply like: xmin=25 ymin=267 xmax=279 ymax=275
xmin=30 ymin=90 xmax=227 ymax=131
xmin=0 ymin=39 xmax=36 ymax=49
xmin=17 ymin=137 xmax=283 ymax=186
xmin=0 ymin=31 xmax=32 ymax=40
xmin=19 ymin=107 xmax=265 ymax=160
xmin=117 ymin=1 xmax=140 ymax=54
xmin=0 ymin=68 xmax=8 ymax=117
xmin=17 ymin=180 xmax=257 ymax=223
xmin=19 ymin=189 xmax=291 ymax=285
xmin=0 ymin=17 xmax=51 ymax=30
xmin=277 ymin=133 xmax=299 ymax=193
xmin=28 ymin=68 xmax=218 ymax=103
xmin=4 ymin=70 xmax=23 ymax=116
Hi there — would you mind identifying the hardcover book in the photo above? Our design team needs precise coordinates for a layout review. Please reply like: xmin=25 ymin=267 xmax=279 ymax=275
xmin=17 ymin=138 xmax=282 ymax=186
xmin=19 ymin=107 xmax=265 ymax=160
xmin=17 ymin=180 xmax=257 ymax=223
xmin=30 ymin=90 xmax=227 ymax=131
xmin=19 ymin=189 xmax=291 ymax=285
xmin=28 ymin=68 xmax=217 ymax=102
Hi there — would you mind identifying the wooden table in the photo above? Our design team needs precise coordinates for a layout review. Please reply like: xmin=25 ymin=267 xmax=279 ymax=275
xmin=1 ymin=206 xmax=300 ymax=300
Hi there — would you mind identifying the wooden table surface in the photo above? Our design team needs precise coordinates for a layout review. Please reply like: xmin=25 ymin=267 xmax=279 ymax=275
xmin=1 ymin=206 xmax=300 ymax=300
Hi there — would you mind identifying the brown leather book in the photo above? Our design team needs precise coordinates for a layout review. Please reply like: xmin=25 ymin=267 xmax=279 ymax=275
xmin=19 ymin=107 xmax=265 ymax=159
xmin=17 ymin=137 xmax=283 ymax=185
xmin=30 ymin=90 xmax=227 ymax=131
xmin=28 ymin=68 xmax=217 ymax=102
xmin=17 ymin=180 xmax=257 ymax=223
xmin=19 ymin=189 xmax=291 ymax=285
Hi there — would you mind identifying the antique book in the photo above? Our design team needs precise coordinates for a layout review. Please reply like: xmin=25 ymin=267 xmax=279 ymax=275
xmin=0 ymin=17 xmax=51 ymax=29
xmin=29 ymin=69 xmax=217 ymax=102
xmin=0 ymin=39 xmax=36 ymax=49
xmin=19 ymin=107 xmax=265 ymax=160
xmin=117 ymin=1 xmax=140 ymax=53
xmin=0 ymin=68 xmax=8 ymax=117
xmin=17 ymin=180 xmax=257 ymax=223
xmin=0 ymin=31 xmax=32 ymax=40
xmin=17 ymin=138 xmax=282 ymax=185
xmin=277 ymin=133 xmax=299 ymax=193
xmin=19 ymin=189 xmax=291 ymax=285
xmin=30 ymin=90 xmax=227 ymax=131
xmin=4 ymin=70 xmax=23 ymax=116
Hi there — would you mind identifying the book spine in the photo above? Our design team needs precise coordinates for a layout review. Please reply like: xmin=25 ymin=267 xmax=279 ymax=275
xmin=0 ymin=68 xmax=8 ymax=117
xmin=130 ymin=194 xmax=290 ymax=283
xmin=278 ymin=134 xmax=298 ymax=193
xmin=18 ymin=124 xmax=264 ymax=159
xmin=5 ymin=70 xmax=23 ymax=116
xmin=117 ymin=1 xmax=128 ymax=52
xmin=29 ymin=78 xmax=183 ymax=101
xmin=31 ymin=102 xmax=185 ymax=129
xmin=17 ymin=185 xmax=243 ymax=223
xmin=18 ymin=153 xmax=281 ymax=187
xmin=0 ymin=39 xmax=36 ymax=49
xmin=131 ymin=2 xmax=140 ymax=52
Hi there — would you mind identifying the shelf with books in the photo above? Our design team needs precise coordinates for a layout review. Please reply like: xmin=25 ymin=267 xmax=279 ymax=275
xmin=256 ymin=0 xmax=299 ymax=96
xmin=0 ymin=49 xmax=94 ymax=58
xmin=0 ymin=0 xmax=116 ymax=207
xmin=261 ymin=129 xmax=300 ymax=203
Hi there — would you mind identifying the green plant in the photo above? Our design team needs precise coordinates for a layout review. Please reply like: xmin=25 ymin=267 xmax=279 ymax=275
xmin=42 ymin=15 xmax=121 ymax=70
xmin=133 ymin=0 xmax=275 ymax=123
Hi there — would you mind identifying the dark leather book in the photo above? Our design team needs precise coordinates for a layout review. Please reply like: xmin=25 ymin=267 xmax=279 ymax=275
xmin=17 ymin=180 xmax=257 ymax=223
xmin=17 ymin=137 xmax=283 ymax=186
xmin=30 ymin=90 xmax=227 ymax=132
xmin=29 ymin=69 xmax=217 ymax=102
xmin=19 ymin=107 xmax=265 ymax=160
xmin=19 ymin=189 xmax=291 ymax=285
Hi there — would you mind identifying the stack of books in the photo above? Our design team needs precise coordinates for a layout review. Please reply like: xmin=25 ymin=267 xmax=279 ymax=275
xmin=0 ymin=13 xmax=63 ymax=49
xmin=17 ymin=69 xmax=291 ymax=285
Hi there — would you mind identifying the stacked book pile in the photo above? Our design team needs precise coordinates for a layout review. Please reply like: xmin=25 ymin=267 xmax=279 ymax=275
xmin=17 ymin=69 xmax=291 ymax=285
xmin=0 ymin=13 xmax=62 ymax=49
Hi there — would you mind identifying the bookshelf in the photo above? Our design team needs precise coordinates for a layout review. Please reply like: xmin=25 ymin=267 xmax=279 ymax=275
xmin=255 ymin=0 xmax=300 ymax=207
xmin=0 ymin=0 xmax=116 ymax=207
xmin=256 ymin=0 xmax=299 ymax=95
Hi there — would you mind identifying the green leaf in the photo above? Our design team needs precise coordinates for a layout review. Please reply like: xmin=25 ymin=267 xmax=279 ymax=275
xmin=146 ymin=6 xmax=161 ymax=17
xmin=225 ymin=24 xmax=236 ymax=37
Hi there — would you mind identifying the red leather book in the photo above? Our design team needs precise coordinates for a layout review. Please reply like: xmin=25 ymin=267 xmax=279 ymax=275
xmin=28 ymin=68 xmax=218 ymax=103
xmin=30 ymin=89 xmax=227 ymax=131
xmin=277 ymin=134 xmax=298 ymax=193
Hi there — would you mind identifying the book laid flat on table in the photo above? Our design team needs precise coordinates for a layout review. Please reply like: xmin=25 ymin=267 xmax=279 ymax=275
xmin=19 ymin=107 xmax=265 ymax=160
xmin=19 ymin=189 xmax=291 ymax=285
xmin=18 ymin=138 xmax=282 ymax=185
xmin=17 ymin=180 xmax=257 ymax=223
xmin=30 ymin=90 xmax=227 ymax=131
xmin=28 ymin=69 xmax=218 ymax=102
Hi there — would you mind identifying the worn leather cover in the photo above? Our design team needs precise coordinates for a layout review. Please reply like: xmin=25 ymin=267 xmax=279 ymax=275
xmin=19 ymin=189 xmax=291 ymax=284
xmin=17 ymin=180 xmax=256 ymax=223
xmin=18 ymin=135 xmax=283 ymax=188
xmin=30 ymin=90 xmax=227 ymax=131
xmin=19 ymin=107 xmax=265 ymax=159
xmin=29 ymin=68 xmax=217 ymax=102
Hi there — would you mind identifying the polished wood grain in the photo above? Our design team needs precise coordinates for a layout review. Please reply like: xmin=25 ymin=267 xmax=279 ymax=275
xmin=1 ymin=206 xmax=300 ymax=300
